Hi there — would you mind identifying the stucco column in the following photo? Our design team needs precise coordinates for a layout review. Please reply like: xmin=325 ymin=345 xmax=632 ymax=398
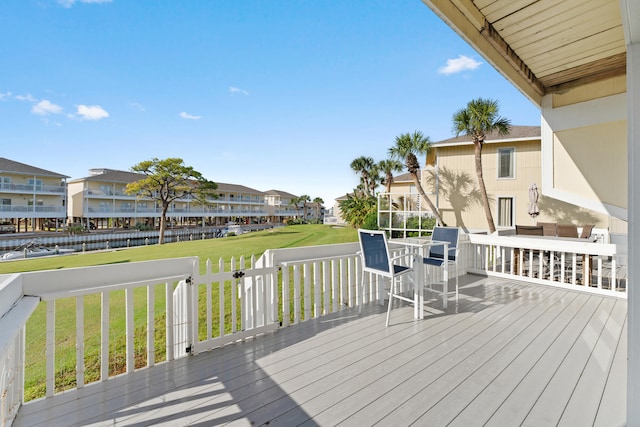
xmin=628 ymin=39 xmax=640 ymax=427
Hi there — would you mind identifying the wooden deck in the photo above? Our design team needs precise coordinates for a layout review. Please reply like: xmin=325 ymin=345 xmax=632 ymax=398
xmin=13 ymin=275 xmax=627 ymax=427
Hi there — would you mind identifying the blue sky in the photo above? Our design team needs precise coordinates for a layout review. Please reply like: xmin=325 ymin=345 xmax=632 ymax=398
xmin=0 ymin=0 xmax=540 ymax=206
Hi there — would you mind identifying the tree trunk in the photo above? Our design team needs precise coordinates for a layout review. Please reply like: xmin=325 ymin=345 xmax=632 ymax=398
xmin=411 ymin=173 xmax=445 ymax=226
xmin=474 ymin=142 xmax=496 ymax=234
xmin=159 ymin=204 xmax=169 ymax=244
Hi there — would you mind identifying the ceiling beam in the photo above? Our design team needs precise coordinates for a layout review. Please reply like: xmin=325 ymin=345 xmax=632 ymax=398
xmin=544 ymin=56 xmax=627 ymax=93
xmin=480 ymin=21 xmax=547 ymax=96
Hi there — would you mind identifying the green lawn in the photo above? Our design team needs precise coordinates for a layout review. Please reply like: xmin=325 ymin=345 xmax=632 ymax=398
xmin=0 ymin=224 xmax=358 ymax=274
xmin=4 ymin=224 xmax=358 ymax=400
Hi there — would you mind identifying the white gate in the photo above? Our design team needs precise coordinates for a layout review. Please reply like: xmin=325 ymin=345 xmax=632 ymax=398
xmin=186 ymin=257 xmax=280 ymax=355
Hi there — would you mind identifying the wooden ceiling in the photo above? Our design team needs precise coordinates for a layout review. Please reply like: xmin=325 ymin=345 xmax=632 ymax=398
xmin=423 ymin=0 xmax=626 ymax=100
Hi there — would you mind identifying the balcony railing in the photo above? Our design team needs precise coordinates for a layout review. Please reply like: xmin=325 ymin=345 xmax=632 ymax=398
xmin=0 ymin=234 xmax=627 ymax=426
xmin=0 ymin=184 xmax=66 ymax=194
xmin=84 ymin=206 xmax=269 ymax=216
xmin=0 ymin=206 xmax=66 ymax=214
xmin=84 ymin=191 xmax=265 ymax=205
xmin=466 ymin=232 xmax=626 ymax=293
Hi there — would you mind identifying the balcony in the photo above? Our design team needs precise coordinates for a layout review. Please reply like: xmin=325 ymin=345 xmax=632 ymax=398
xmin=0 ymin=184 xmax=66 ymax=195
xmin=84 ymin=192 xmax=264 ymax=205
xmin=0 ymin=206 xmax=66 ymax=219
xmin=84 ymin=206 xmax=269 ymax=217
xmin=2 ymin=237 xmax=627 ymax=426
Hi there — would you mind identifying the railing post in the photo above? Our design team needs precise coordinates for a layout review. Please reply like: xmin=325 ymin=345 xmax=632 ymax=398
xmin=75 ymin=295 xmax=85 ymax=388
xmin=100 ymin=292 xmax=109 ymax=380
xmin=282 ymin=264 xmax=290 ymax=327
xmin=125 ymin=288 xmax=134 ymax=373
xmin=45 ymin=300 xmax=55 ymax=397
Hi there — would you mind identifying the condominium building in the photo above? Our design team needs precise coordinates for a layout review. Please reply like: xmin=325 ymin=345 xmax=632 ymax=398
xmin=67 ymin=169 xmax=271 ymax=228
xmin=0 ymin=157 xmax=68 ymax=232
xmin=264 ymin=190 xmax=300 ymax=223
xmin=0 ymin=160 xmax=323 ymax=232
xmin=383 ymin=126 xmax=623 ymax=235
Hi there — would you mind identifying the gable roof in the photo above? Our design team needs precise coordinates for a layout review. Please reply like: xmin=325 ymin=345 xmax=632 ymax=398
xmin=433 ymin=125 xmax=541 ymax=146
xmin=69 ymin=170 xmax=145 ymax=184
xmin=0 ymin=157 xmax=69 ymax=178
xmin=392 ymin=171 xmax=420 ymax=182
xmin=215 ymin=182 xmax=265 ymax=195
xmin=265 ymin=189 xmax=298 ymax=198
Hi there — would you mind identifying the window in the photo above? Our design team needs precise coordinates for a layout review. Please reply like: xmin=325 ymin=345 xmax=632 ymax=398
xmin=28 ymin=179 xmax=43 ymax=190
xmin=498 ymin=148 xmax=515 ymax=179
xmin=497 ymin=197 xmax=514 ymax=227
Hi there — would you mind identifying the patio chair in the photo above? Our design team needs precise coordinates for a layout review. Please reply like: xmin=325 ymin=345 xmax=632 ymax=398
xmin=515 ymin=225 xmax=543 ymax=236
xmin=422 ymin=226 xmax=460 ymax=309
xmin=537 ymin=222 xmax=558 ymax=237
xmin=557 ymin=224 xmax=579 ymax=238
xmin=357 ymin=229 xmax=414 ymax=326
xmin=580 ymin=224 xmax=594 ymax=239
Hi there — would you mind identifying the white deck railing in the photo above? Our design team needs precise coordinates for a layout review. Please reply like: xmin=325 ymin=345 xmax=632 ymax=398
xmin=466 ymin=233 xmax=626 ymax=296
xmin=0 ymin=236 xmax=627 ymax=427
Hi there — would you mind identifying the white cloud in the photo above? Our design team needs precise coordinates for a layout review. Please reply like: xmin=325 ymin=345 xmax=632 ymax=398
xmin=32 ymin=100 xmax=63 ymax=115
xmin=73 ymin=104 xmax=110 ymax=120
xmin=0 ymin=92 xmax=12 ymax=101
xmin=438 ymin=55 xmax=482 ymax=75
xmin=58 ymin=0 xmax=112 ymax=7
xmin=15 ymin=93 xmax=37 ymax=102
xmin=229 ymin=86 xmax=249 ymax=96
xmin=179 ymin=112 xmax=202 ymax=120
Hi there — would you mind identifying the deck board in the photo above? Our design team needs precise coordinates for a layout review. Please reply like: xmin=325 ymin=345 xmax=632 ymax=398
xmin=13 ymin=275 xmax=627 ymax=427
xmin=522 ymin=297 xmax=617 ymax=426
xmin=450 ymin=292 xmax=597 ymax=426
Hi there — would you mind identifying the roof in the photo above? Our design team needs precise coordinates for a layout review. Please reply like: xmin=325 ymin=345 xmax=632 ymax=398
xmin=69 ymin=170 xmax=145 ymax=184
xmin=71 ymin=173 xmax=265 ymax=195
xmin=215 ymin=182 xmax=265 ymax=195
xmin=0 ymin=157 xmax=69 ymax=178
xmin=265 ymin=189 xmax=298 ymax=198
xmin=393 ymin=171 xmax=420 ymax=182
xmin=433 ymin=125 xmax=541 ymax=146
xmin=420 ymin=0 xmax=631 ymax=105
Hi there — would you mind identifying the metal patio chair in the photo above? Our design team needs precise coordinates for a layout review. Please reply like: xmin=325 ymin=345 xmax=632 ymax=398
xmin=422 ymin=226 xmax=460 ymax=308
xmin=357 ymin=229 xmax=414 ymax=326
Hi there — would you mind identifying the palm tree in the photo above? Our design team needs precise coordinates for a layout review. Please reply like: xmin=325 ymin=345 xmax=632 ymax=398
xmin=299 ymin=194 xmax=311 ymax=220
xmin=388 ymin=131 xmax=445 ymax=226
xmin=378 ymin=159 xmax=404 ymax=194
xmin=339 ymin=192 xmax=377 ymax=229
xmin=312 ymin=197 xmax=324 ymax=221
xmin=452 ymin=98 xmax=511 ymax=234
xmin=289 ymin=195 xmax=305 ymax=220
xmin=350 ymin=156 xmax=376 ymax=197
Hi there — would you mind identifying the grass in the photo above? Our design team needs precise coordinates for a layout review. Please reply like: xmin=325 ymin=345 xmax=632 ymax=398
xmin=0 ymin=224 xmax=357 ymax=274
xmin=2 ymin=224 xmax=358 ymax=400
